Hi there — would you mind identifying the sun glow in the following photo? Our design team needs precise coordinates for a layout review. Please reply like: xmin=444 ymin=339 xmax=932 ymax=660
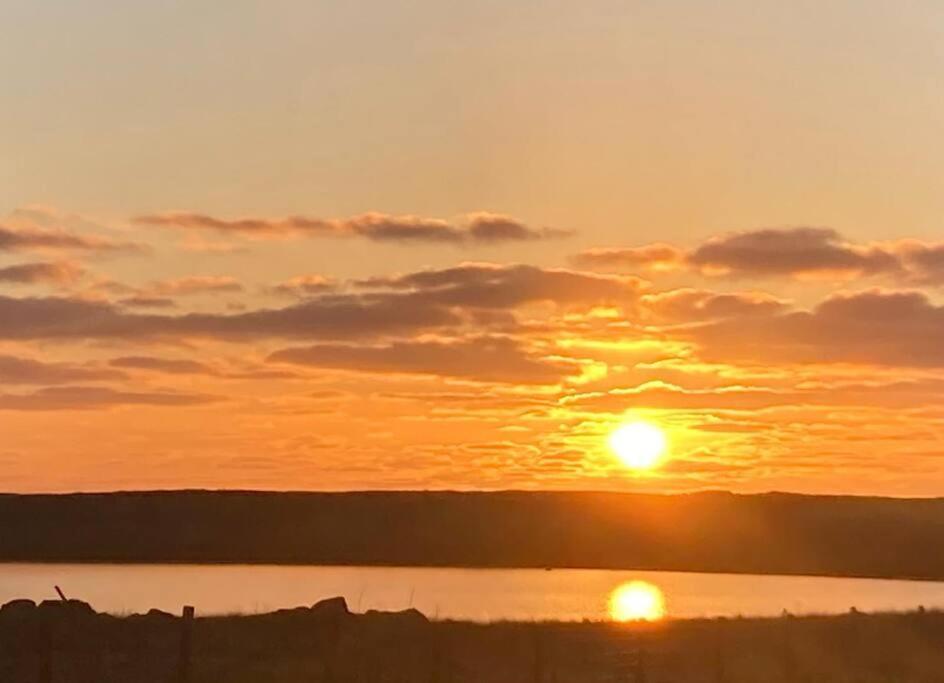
xmin=609 ymin=421 xmax=668 ymax=470
xmin=609 ymin=581 xmax=666 ymax=622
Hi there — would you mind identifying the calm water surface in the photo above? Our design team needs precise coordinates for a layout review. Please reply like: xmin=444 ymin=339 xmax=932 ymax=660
xmin=2 ymin=564 xmax=943 ymax=622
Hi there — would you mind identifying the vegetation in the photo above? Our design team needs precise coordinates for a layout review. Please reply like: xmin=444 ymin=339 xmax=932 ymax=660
xmin=3 ymin=597 xmax=944 ymax=682
xmin=3 ymin=490 xmax=944 ymax=580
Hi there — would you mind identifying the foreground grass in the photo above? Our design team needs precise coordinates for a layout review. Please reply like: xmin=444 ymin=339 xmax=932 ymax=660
xmin=2 ymin=597 xmax=944 ymax=681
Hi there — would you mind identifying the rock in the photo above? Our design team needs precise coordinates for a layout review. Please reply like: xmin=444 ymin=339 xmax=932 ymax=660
xmin=1 ymin=598 xmax=36 ymax=611
xmin=38 ymin=599 xmax=96 ymax=619
xmin=311 ymin=596 xmax=350 ymax=620
xmin=0 ymin=599 xmax=37 ymax=621
xmin=145 ymin=608 xmax=176 ymax=619
xmin=271 ymin=606 xmax=314 ymax=619
xmin=363 ymin=607 xmax=429 ymax=626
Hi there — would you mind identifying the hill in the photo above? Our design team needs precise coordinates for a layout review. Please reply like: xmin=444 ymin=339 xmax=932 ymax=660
xmin=2 ymin=489 xmax=944 ymax=580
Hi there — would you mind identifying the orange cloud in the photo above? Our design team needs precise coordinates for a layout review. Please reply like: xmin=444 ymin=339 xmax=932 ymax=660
xmin=688 ymin=228 xmax=899 ymax=278
xmin=572 ymin=243 xmax=687 ymax=271
xmin=0 ymin=386 xmax=218 ymax=411
xmin=109 ymin=356 xmax=215 ymax=375
xmin=0 ymin=354 xmax=123 ymax=385
xmin=0 ymin=292 xmax=460 ymax=341
xmin=0 ymin=224 xmax=138 ymax=254
xmin=0 ymin=261 xmax=84 ymax=285
xmin=270 ymin=336 xmax=579 ymax=384
xmin=689 ymin=289 xmax=944 ymax=367
xmin=149 ymin=275 xmax=243 ymax=296
xmin=136 ymin=211 xmax=571 ymax=245
xmin=268 ymin=275 xmax=338 ymax=298
xmin=575 ymin=227 xmax=944 ymax=284
xmin=356 ymin=263 xmax=645 ymax=310
xmin=642 ymin=289 xmax=790 ymax=322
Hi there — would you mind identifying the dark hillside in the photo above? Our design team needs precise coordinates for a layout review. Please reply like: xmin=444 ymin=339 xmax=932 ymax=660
xmin=2 ymin=490 xmax=944 ymax=579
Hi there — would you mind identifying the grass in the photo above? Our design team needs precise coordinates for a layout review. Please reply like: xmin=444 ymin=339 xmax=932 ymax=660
xmin=2 ymin=598 xmax=944 ymax=681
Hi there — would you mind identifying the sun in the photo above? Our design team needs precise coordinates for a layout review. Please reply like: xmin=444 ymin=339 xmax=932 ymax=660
xmin=609 ymin=581 xmax=666 ymax=622
xmin=609 ymin=421 xmax=667 ymax=470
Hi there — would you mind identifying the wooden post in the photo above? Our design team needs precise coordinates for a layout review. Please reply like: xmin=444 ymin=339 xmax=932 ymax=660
xmin=632 ymin=647 xmax=647 ymax=683
xmin=532 ymin=627 xmax=545 ymax=683
xmin=323 ymin=615 xmax=340 ymax=683
xmin=428 ymin=627 xmax=443 ymax=683
xmin=780 ymin=615 xmax=796 ymax=683
xmin=713 ymin=635 xmax=726 ymax=683
xmin=38 ymin=613 xmax=52 ymax=683
xmin=178 ymin=605 xmax=195 ymax=683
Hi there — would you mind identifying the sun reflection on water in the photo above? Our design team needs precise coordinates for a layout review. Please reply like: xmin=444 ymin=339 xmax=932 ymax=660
xmin=609 ymin=581 xmax=666 ymax=622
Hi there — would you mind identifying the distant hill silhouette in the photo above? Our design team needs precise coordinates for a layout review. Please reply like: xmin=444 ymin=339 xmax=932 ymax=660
xmin=2 ymin=489 xmax=944 ymax=580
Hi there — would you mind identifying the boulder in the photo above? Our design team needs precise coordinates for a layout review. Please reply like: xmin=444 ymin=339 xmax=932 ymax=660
xmin=38 ymin=599 xmax=97 ymax=619
xmin=363 ymin=607 xmax=429 ymax=626
xmin=145 ymin=608 xmax=176 ymax=620
xmin=311 ymin=596 xmax=350 ymax=620
xmin=0 ymin=599 xmax=37 ymax=621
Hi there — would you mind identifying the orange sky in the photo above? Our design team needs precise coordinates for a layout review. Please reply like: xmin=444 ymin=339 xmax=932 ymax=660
xmin=1 ymin=1 xmax=943 ymax=494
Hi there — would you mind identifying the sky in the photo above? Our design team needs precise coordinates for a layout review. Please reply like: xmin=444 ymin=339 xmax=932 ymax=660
xmin=1 ymin=0 xmax=943 ymax=494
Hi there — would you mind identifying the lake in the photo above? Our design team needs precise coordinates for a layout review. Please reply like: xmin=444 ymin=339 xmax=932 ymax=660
xmin=3 ymin=563 xmax=944 ymax=622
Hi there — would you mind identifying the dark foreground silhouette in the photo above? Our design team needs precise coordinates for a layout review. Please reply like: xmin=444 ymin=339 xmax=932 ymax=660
xmin=2 ymin=597 xmax=943 ymax=682
xmin=4 ymin=489 xmax=944 ymax=580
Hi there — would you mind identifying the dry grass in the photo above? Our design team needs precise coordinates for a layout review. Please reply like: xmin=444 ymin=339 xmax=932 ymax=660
xmin=3 ymin=599 xmax=944 ymax=682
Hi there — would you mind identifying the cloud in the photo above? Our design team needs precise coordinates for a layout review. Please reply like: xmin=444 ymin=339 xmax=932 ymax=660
xmin=562 ymin=376 xmax=944 ymax=413
xmin=268 ymin=275 xmax=338 ymax=298
xmin=0 ymin=261 xmax=84 ymax=286
xmin=688 ymin=228 xmax=900 ymax=278
xmin=95 ymin=276 xmax=242 ymax=305
xmin=463 ymin=213 xmax=571 ymax=243
xmin=270 ymin=336 xmax=578 ymax=383
xmin=0 ymin=386 xmax=218 ymax=411
xmin=118 ymin=296 xmax=177 ymax=309
xmin=894 ymin=241 xmax=944 ymax=285
xmin=572 ymin=244 xmax=687 ymax=271
xmin=136 ymin=211 xmax=570 ymax=245
xmin=0 ymin=224 xmax=141 ymax=254
xmin=574 ymin=227 xmax=944 ymax=284
xmin=109 ymin=355 xmax=300 ymax=380
xmin=690 ymin=289 xmax=944 ymax=367
xmin=149 ymin=276 xmax=243 ymax=296
xmin=0 ymin=291 xmax=460 ymax=341
xmin=642 ymin=288 xmax=790 ymax=322
xmin=6 ymin=267 xmax=935 ymax=375
xmin=0 ymin=355 xmax=124 ymax=385
xmin=562 ymin=382 xmax=802 ymax=411
xmin=109 ymin=356 xmax=214 ymax=375
xmin=357 ymin=263 xmax=645 ymax=310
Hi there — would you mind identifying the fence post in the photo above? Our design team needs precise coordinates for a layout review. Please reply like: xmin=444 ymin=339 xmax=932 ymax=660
xmin=323 ymin=614 xmax=340 ymax=683
xmin=429 ymin=627 xmax=451 ymax=683
xmin=780 ymin=614 xmax=796 ymax=683
xmin=178 ymin=605 xmax=195 ymax=683
xmin=633 ymin=647 xmax=647 ymax=683
xmin=38 ymin=612 xmax=52 ymax=683
xmin=532 ymin=627 xmax=545 ymax=683
xmin=713 ymin=630 xmax=726 ymax=683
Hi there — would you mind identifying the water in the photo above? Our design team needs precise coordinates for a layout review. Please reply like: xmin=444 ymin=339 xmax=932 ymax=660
xmin=2 ymin=563 xmax=943 ymax=622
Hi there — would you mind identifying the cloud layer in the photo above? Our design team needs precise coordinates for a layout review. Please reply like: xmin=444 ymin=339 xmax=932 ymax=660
xmin=137 ymin=211 xmax=571 ymax=245
xmin=271 ymin=336 xmax=577 ymax=383
xmin=5 ymin=209 xmax=944 ymax=494
xmin=575 ymin=227 xmax=944 ymax=284
xmin=0 ymin=261 xmax=84 ymax=285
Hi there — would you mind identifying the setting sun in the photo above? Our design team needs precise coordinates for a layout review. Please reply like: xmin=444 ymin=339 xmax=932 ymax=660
xmin=609 ymin=581 xmax=666 ymax=622
xmin=609 ymin=422 xmax=668 ymax=470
